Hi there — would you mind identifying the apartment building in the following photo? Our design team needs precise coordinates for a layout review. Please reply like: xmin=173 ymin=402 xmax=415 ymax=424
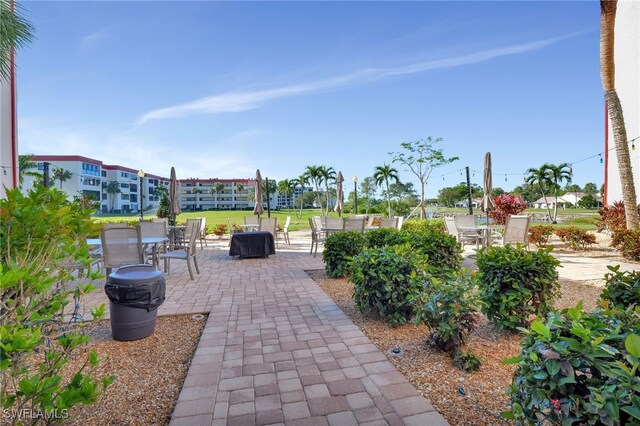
xmin=179 ymin=178 xmax=256 ymax=211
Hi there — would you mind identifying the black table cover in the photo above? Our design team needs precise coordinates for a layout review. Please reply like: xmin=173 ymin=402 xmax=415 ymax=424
xmin=229 ymin=231 xmax=276 ymax=258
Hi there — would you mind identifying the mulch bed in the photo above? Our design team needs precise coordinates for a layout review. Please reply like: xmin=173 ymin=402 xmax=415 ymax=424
xmin=307 ymin=270 xmax=605 ymax=425
xmin=66 ymin=314 xmax=207 ymax=425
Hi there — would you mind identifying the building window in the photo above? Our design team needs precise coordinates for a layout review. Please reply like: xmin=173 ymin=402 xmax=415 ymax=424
xmin=120 ymin=183 xmax=129 ymax=189
xmin=121 ymin=194 xmax=129 ymax=200
xmin=101 ymin=171 xmax=106 ymax=177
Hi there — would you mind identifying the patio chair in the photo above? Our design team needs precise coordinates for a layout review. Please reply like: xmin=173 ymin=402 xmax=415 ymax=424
xmin=325 ymin=217 xmax=344 ymax=236
xmin=309 ymin=217 xmax=325 ymax=257
xmin=100 ymin=226 xmax=144 ymax=275
xmin=227 ymin=218 xmax=236 ymax=246
xmin=259 ymin=217 xmax=278 ymax=247
xmin=244 ymin=216 xmax=259 ymax=231
xmin=343 ymin=217 xmax=365 ymax=232
xmin=160 ymin=218 xmax=201 ymax=280
xmin=452 ymin=215 xmax=482 ymax=249
xmin=139 ymin=220 xmax=167 ymax=268
xmin=198 ymin=217 xmax=208 ymax=249
xmin=378 ymin=218 xmax=398 ymax=229
xmin=277 ymin=216 xmax=291 ymax=244
xmin=497 ymin=215 xmax=531 ymax=247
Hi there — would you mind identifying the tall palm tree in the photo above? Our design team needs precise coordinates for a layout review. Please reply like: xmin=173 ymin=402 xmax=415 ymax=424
xmin=525 ymin=166 xmax=554 ymax=222
xmin=542 ymin=163 xmax=572 ymax=221
xmin=105 ymin=181 xmax=121 ymax=213
xmin=211 ymin=183 xmax=225 ymax=210
xmin=278 ymin=179 xmax=295 ymax=210
xmin=600 ymin=0 xmax=638 ymax=229
xmin=304 ymin=165 xmax=324 ymax=213
xmin=373 ymin=164 xmax=400 ymax=218
xmin=234 ymin=183 xmax=244 ymax=209
xmin=293 ymin=173 xmax=309 ymax=218
xmin=18 ymin=154 xmax=40 ymax=187
xmin=0 ymin=0 xmax=35 ymax=81
xmin=52 ymin=167 xmax=72 ymax=190
xmin=319 ymin=166 xmax=336 ymax=213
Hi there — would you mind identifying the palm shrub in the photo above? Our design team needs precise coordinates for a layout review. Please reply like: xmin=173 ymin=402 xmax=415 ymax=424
xmin=414 ymin=272 xmax=483 ymax=370
xmin=323 ymin=231 xmax=366 ymax=278
xmin=476 ymin=245 xmax=561 ymax=330
xmin=601 ymin=265 xmax=640 ymax=308
xmin=504 ymin=303 xmax=640 ymax=425
xmin=351 ymin=245 xmax=428 ymax=325
xmin=0 ymin=187 xmax=112 ymax=420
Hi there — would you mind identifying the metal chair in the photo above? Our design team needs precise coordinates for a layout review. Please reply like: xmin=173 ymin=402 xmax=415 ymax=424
xmin=452 ymin=215 xmax=481 ymax=249
xmin=277 ymin=216 xmax=291 ymax=244
xmin=309 ymin=217 xmax=325 ymax=257
xmin=343 ymin=217 xmax=365 ymax=232
xmin=259 ymin=217 xmax=278 ymax=247
xmin=100 ymin=226 xmax=144 ymax=275
xmin=160 ymin=218 xmax=201 ymax=280
xmin=498 ymin=215 xmax=531 ymax=247
xmin=198 ymin=217 xmax=208 ymax=249
xmin=138 ymin=220 xmax=167 ymax=268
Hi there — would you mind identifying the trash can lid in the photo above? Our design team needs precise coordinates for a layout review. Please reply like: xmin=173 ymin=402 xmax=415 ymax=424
xmin=107 ymin=264 xmax=163 ymax=285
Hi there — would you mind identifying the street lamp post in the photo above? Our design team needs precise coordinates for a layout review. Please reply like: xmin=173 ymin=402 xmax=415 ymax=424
xmin=138 ymin=169 xmax=145 ymax=221
xmin=353 ymin=176 xmax=358 ymax=215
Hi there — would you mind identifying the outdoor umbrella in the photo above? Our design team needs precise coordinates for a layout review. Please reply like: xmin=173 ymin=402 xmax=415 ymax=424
xmin=168 ymin=166 xmax=181 ymax=226
xmin=253 ymin=169 xmax=264 ymax=217
xmin=481 ymin=152 xmax=495 ymax=245
xmin=334 ymin=171 xmax=344 ymax=217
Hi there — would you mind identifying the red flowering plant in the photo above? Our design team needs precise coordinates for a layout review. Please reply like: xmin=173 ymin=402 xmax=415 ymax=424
xmin=488 ymin=194 xmax=528 ymax=225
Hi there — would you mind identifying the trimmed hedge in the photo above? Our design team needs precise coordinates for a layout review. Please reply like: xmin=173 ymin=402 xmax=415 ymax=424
xmin=322 ymin=231 xmax=366 ymax=278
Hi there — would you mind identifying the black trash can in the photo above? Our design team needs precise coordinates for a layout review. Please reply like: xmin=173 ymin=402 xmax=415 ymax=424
xmin=105 ymin=264 xmax=166 ymax=341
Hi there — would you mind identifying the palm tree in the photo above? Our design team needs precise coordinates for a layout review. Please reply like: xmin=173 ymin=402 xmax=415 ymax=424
xmin=209 ymin=183 xmax=225 ymax=210
xmin=319 ymin=166 xmax=336 ymax=213
xmin=0 ymin=0 xmax=35 ymax=81
xmin=600 ymin=0 xmax=638 ymax=229
xmin=52 ymin=167 xmax=72 ymax=190
xmin=373 ymin=164 xmax=400 ymax=218
xmin=293 ymin=173 xmax=308 ymax=218
xmin=542 ymin=163 xmax=572 ymax=221
xmin=105 ymin=181 xmax=121 ymax=213
xmin=18 ymin=154 xmax=40 ymax=187
xmin=304 ymin=165 xmax=324 ymax=213
xmin=525 ymin=166 xmax=554 ymax=222
xmin=278 ymin=179 xmax=295 ymax=210
xmin=234 ymin=183 xmax=244 ymax=209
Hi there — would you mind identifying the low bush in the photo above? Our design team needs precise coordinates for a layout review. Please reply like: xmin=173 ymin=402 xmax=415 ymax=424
xmin=323 ymin=231 xmax=366 ymax=278
xmin=527 ymin=225 xmax=555 ymax=248
xmin=611 ymin=229 xmax=640 ymax=261
xmin=414 ymin=272 xmax=481 ymax=355
xmin=488 ymin=194 xmax=528 ymax=225
xmin=406 ymin=230 xmax=462 ymax=275
xmin=212 ymin=223 xmax=228 ymax=238
xmin=401 ymin=218 xmax=445 ymax=234
xmin=476 ymin=245 xmax=561 ymax=330
xmin=364 ymin=228 xmax=406 ymax=249
xmin=554 ymin=227 xmax=596 ymax=250
xmin=351 ymin=246 xmax=428 ymax=325
xmin=601 ymin=265 xmax=640 ymax=308
xmin=504 ymin=303 xmax=640 ymax=425
xmin=453 ymin=351 xmax=484 ymax=373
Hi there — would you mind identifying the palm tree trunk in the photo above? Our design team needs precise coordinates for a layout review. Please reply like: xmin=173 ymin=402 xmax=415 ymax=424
xmin=540 ymin=186 xmax=553 ymax=222
xmin=386 ymin=181 xmax=392 ymax=218
xmin=601 ymin=0 xmax=639 ymax=229
xmin=420 ymin=180 xmax=426 ymax=219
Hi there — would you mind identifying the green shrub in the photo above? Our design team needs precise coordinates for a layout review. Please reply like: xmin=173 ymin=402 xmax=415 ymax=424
xmin=554 ymin=227 xmax=596 ymax=250
xmin=504 ymin=303 xmax=640 ymax=425
xmin=611 ymin=229 xmax=640 ymax=261
xmin=351 ymin=247 xmax=428 ymax=325
xmin=323 ymin=231 xmax=366 ymax=278
xmin=414 ymin=272 xmax=481 ymax=355
xmin=364 ymin=228 xmax=407 ymax=249
xmin=476 ymin=245 xmax=561 ymax=330
xmin=401 ymin=218 xmax=445 ymax=234
xmin=528 ymin=225 xmax=555 ymax=248
xmin=601 ymin=265 xmax=640 ymax=308
xmin=406 ymin=230 xmax=462 ymax=274
xmin=453 ymin=351 xmax=484 ymax=373
xmin=0 ymin=187 xmax=112 ymax=420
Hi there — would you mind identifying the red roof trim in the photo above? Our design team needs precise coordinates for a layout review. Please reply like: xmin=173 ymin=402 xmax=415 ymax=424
xmin=32 ymin=155 xmax=103 ymax=166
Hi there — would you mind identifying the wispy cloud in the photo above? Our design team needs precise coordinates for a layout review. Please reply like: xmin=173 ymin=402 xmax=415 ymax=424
xmin=138 ymin=34 xmax=576 ymax=124
xmin=80 ymin=28 xmax=110 ymax=49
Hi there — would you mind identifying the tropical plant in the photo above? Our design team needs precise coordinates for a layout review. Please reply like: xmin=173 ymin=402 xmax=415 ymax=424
xmin=155 ymin=184 xmax=169 ymax=218
xmin=597 ymin=200 xmax=640 ymax=232
xmin=611 ymin=229 xmax=640 ymax=261
xmin=554 ymin=227 xmax=596 ymax=250
xmin=322 ymin=231 xmax=366 ymax=278
xmin=351 ymin=245 xmax=429 ymax=326
xmin=104 ymin=181 xmax=121 ymax=213
xmin=601 ymin=265 xmax=640 ymax=308
xmin=0 ymin=187 xmax=112 ymax=422
xmin=359 ymin=176 xmax=376 ymax=214
xmin=525 ymin=165 xmax=554 ymax=222
xmin=52 ymin=167 xmax=72 ymax=190
xmin=543 ymin=163 xmax=573 ymax=221
xmin=488 ymin=194 xmax=528 ymax=225
xmin=209 ymin=183 xmax=225 ymax=210
xmin=277 ymin=179 xmax=295 ymax=210
xmin=401 ymin=218 xmax=445 ymax=234
xmin=527 ymin=225 xmax=555 ymax=248
xmin=583 ymin=182 xmax=599 ymax=196
xmin=319 ymin=166 xmax=336 ymax=212
xmin=293 ymin=173 xmax=309 ymax=218
xmin=600 ymin=0 xmax=639 ymax=230
xmin=504 ymin=303 xmax=640 ymax=424
xmin=304 ymin=165 xmax=325 ymax=213
xmin=0 ymin=0 xmax=35 ymax=81
xmin=476 ymin=245 xmax=561 ymax=330
xmin=17 ymin=154 xmax=40 ymax=187
xmin=390 ymin=137 xmax=458 ymax=219
xmin=373 ymin=164 xmax=400 ymax=218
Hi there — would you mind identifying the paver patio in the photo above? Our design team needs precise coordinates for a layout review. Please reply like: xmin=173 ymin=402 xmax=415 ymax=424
xmin=84 ymin=233 xmax=448 ymax=425
xmin=82 ymin=231 xmax=637 ymax=425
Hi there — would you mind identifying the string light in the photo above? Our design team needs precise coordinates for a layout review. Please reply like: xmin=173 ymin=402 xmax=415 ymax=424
xmin=504 ymin=175 xmax=507 ymax=182
xmin=599 ymin=154 xmax=603 ymax=164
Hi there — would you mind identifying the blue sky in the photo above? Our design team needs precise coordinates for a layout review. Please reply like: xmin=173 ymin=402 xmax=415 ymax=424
xmin=18 ymin=1 xmax=605 ymax=197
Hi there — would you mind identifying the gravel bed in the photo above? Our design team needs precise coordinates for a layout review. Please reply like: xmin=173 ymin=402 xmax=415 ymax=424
xmin=307 ymin=270 xmax=604 ymax=425
xmin=65 ymin=314 xmax=207 ymax=425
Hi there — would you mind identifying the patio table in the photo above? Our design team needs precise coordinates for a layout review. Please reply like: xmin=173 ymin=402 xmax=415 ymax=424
xmin=229 ymin=231 xmax=275 ymax=259
xmin=458 ymin=225 xmax=504 ymax=247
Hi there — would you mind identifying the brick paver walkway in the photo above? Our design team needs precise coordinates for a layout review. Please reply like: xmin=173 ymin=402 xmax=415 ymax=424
xmin=86 ymin=234 xmax=448 ymax=425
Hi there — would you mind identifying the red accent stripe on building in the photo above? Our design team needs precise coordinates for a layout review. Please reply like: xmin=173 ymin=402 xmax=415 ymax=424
xmin=33 ymin=155 xmax=103 ymax=165
xmin=10 ymin=0 xmax=17 ymax=188
xmin=604 ymin=102 xmax=609 ymax=206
